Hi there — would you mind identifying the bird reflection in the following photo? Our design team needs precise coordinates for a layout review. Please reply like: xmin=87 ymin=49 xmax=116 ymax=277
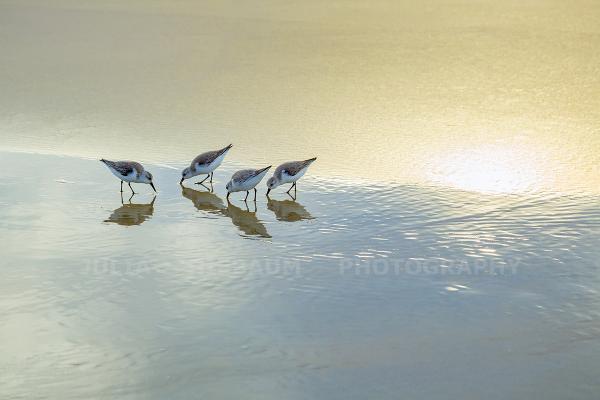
xmin=104 ymin=194 xmax=156 ymax=226
xmin=267 ymin=198 xmax=314 ymax=222
xmin=181 ymin=186 xmax=270 ymax=238
xmin=181 ymin=185 xmax=227 ymax=217
xmin=226 ymin=201 xmax=271 ymax=238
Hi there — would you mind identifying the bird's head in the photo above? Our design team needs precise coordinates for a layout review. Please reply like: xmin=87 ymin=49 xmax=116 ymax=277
xmin=142 ymin=171 xmax=157 ymax=192
xmin=266 ymin=176 xmax=280 ymax=196
xmin=266 ymin=176 xmax=279 ymax=189
xmin=180 ymin=167 xmax=192 ymax=184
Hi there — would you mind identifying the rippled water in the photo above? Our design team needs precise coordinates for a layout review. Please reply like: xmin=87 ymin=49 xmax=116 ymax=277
xmin=1 ymin=0 xmax=600 ymax=398
xmin=1 ymin=152 xmax=599 ymax=399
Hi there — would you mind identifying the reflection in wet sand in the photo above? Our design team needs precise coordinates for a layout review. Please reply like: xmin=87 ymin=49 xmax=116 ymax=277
xmin=3 ymin=152 xmax=600 ymax=399
xmin=181 ymin=186 xmax=270 ymax=238
xmin=226 ymin=201 xmax=271 ymax=239
xmin=267 ymin=198 xmax=314 ymax=222
xmin=181 ymin=185 xmax=227 ymax=217
xmin=104 ymin=195 xmax=155 ymax=226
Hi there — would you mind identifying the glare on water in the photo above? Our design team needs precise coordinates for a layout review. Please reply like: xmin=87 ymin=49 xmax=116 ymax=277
xmin=430 ymin=142 xmax=546 ymax=194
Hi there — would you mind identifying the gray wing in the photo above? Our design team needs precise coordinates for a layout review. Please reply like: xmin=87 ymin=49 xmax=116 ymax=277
xmin=127 ymin=162 xmax=144 ymax=175
xmin=191 ymin=145 xmax=232 ymax=167
xmin=277 ymin=158 xmax=316 ymax=178
xmin=232 ymin=169 xmax=256 ymax=183
xmin=102 ymin=160 xmax=143 ymax=176
xmin=232 ymin=166 xmax=271 ymax=183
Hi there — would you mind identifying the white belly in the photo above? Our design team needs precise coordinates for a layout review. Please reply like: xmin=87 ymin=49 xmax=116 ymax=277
xmin=282 ymin=168 xmax=307 ymax=184
xmin=233 ymin=172 xmax=268 ymax=192
xmin=194 ymin=153 xmax=226 ymax=175
xmin=108 ymin=166 xmax=138 ymax=182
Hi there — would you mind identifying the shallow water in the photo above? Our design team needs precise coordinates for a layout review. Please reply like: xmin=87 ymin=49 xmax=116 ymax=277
xmin=1 ymin=151 xmax=599 ymax=399
xmin=1 ymin=0 xmax=600 ymax=398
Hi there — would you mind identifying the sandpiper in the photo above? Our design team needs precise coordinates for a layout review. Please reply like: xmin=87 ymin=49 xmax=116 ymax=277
xmin=180 ymin=144 xmax=233 ymax=185
xmin=266 ymin=157 xmax=316 ymax=196
xmin=226 ymin=166 xmax=272 ymax=201
xmin=100 ymin=159 xmax=157 ymax=193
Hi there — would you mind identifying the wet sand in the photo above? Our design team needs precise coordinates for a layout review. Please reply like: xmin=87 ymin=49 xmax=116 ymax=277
xmin=1 ymin=0 xmax=600 ymax=398
xmin=1 ymin=151 xmax=599 ymax=399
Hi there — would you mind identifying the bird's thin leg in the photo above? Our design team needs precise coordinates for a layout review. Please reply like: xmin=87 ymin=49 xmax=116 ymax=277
xmin=128 ymin=182 xmax=136 ymax=194
xmin=210 ymin=172 xmax=214 ymax=183
xmin=254 ymin=188 xmax=257 ymax=201
xmin=128 ymin=193 xmax=135 ymax=203
xmin=244 ymin=191 xmax=249 ymax=201
xmin=120 ymin=181 xmax=123 ymax=193
xmin=286 ymin=182 xmax=295 ymax=194
xmin=196 ymin=175 xmax=209 ymax=185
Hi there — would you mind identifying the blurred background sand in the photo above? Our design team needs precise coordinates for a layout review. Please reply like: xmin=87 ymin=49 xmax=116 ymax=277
xmin=1 ymin=0 xmax=598 ymax=193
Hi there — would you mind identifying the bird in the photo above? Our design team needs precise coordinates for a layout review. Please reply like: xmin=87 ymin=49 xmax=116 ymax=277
xmin=226 ymin=166 xmax=272 ymax=201
xmin=266 ymin=157 xmax=316 ymax=196
xmin=100 ymin=159 xmax=157 ymax=194
xmin=180 ymin=144 xmax=233 ymax=185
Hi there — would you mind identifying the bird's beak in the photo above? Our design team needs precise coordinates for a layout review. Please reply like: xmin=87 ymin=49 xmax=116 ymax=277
xmin=150 ymin=182 xmax=157 ymax=192
xmin=179 ymin=177 xmax=184 ymax=185
xmin=226 ymin=192 xmax=231 ymax=200
xmin=266 ymin=188 xmax=271 ymax=196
